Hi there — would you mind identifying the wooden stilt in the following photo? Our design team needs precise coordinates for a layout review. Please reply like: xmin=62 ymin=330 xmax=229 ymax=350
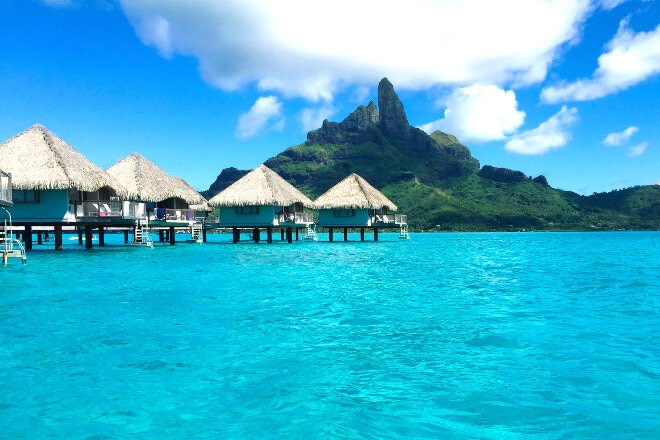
xmin=54 ymin=225 xmax=63 ymax=250
xmin=202 ymin=228 xmax=207 ymax=243
xmin=360 ymin=227 xmax=365 ymax=241
xmin=233 ymin=228 xmax=240 ymax=244
xmin=38 ymin=232 xmax=43 ymax=245
xmin=280 ymin=229 xmax=285 ymax=240
xmin=169 ymin=226 xmax=175 ymax=245
xmin=329 ymin=227 xmax=334 ymax=242
xmin=286 ymin=227 xmax=293 ymax=243
xmin=374 ymin=228 xmax=379 ymax=242
xmin=159 ymin=229 xmax=165 ymax=242
xmin=124 ymin=230 xmax=129 ymax=243
xmin=78 ymin=228 xmax=83 ymax=245
xmin=343 ymin=227 xmax=348 ymax=241
xmin=267 ymin=227 xmax=273 ymax=243
xmin=24 ymin=225 xmax=33 ymax=250
xmin=85 ymin=225 xmax=93 ymax=249
xmin=98 ymin=227 xmax=105 ymax=246
xmin=253 ymin=228 xmax=260 ymax=243
xmin=295 ymin=228 xmax=299 ymax=241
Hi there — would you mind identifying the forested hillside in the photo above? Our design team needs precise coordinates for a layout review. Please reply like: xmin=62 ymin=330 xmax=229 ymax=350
xmin=204 ymin=79 xmax=659 ymax=231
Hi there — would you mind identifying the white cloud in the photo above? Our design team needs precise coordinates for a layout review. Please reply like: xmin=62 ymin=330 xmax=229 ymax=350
xmin=419 ymin=84 xmax=525 ymax=143
xmin=300 ymin=105 xmax=336 ymax=133
xmin=603 ymin=126 xmax=639 ymax=146
xmin=235 ymin=96 xmax=284 ymax=139
xmin=542 ymin=20 xmax=660 ymax=103
xmin=119 ymin=0 xmax=591 ymax=101
xmin=133 ymin=15 xmax=173 ymax=58
xmin=505 ymin=106 xmax=578 ymax=155
xmin=628 ymin=141 xmax=648 ymax=157
xmin=597 ymin=0 xmax=628 ymax=10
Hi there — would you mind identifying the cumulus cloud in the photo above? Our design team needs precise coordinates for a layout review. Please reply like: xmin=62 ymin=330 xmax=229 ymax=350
xmin=118 ymin=0 xmax=591 ymax=101
xmin=628 ymin=141 xmax=648 ymax=157
xmin=603 ymin=126 xmax=639 ymax=146
xmin=420 ymin=84 xmax=525 ymax=143
xmin=542 ymin=20 xmax=660 ymax=103
xmin=235 ymin=96 xmax=284 ymax=139
xmin=504 ymin=106 xmax=578 ymax=155
xmin=597 ymin=0 xmax=628 ymax=10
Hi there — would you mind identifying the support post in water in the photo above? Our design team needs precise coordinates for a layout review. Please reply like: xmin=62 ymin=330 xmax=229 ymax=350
xmin=54 ymin=225 xmax=63 ymax=250
xmin=85 ymin=225 xmax=93 ymax=249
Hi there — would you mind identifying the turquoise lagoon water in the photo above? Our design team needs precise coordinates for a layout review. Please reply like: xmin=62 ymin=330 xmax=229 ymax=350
xmin=1 ymin=231 xmax=659 ymax=439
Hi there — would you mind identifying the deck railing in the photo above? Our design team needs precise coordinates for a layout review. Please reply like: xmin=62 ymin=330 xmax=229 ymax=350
xmin=73 ymin=201 xmax=147 ymax=219
xmin=278 ymin=212 xmax=314 ymax=224
xmin=152 ymin=208 xmax=206 ymax=222
xmin=373 ymin=213 xmax=407 ymax=225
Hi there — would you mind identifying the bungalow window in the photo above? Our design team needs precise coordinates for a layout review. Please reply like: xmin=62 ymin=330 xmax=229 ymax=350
xmin=12 ymin=189 xmax=40 ymax=204
xmin=235 ymin=205 xmax=260 ymax=215
xmin=333 ymin=209 xmax=355 ymax=217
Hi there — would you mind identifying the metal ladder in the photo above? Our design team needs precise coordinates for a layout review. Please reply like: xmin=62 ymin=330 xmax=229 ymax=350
xmin=399 ymin=223 xmax=410 ymax=240
xmin=302 ymin=223 xmax=318 ymax=241
xmin=191 ymin=221 xmax=203 ymax=243
xmin=133 ymin=221 xmax=153 ymax=248
xmin=1 ymin=209 xmax=27 ymax=265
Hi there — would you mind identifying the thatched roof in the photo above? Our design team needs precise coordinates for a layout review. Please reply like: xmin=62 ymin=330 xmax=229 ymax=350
xmin=312 ymin=173 xmax=398 ymax=210
xmin=0 ymin=124 xmax=132 ymax=198
xmin=208 ymin=164 xmax=313 ymax=207
xmin=107 ymin=153 xmax=206 ymax=205
xmin=174 ymin=177 xmax=210 ymax=211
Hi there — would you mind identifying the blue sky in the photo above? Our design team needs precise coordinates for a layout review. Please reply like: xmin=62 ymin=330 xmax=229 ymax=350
xmin=1 ymin=0 xmax=658 ymax=195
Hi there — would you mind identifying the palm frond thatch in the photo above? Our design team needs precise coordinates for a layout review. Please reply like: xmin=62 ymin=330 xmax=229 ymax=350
xmin=107 ymin=153 xmax=206 ymax=205
xmin=174 ymin=177 xmax=210 ymax=211
xmin=0 ymin=124 xmax=132 ymax=198
xmin=208 ymin=164 xmax=312 ymax=207
xmin=312 ymin=173 xmax=397 ymax=210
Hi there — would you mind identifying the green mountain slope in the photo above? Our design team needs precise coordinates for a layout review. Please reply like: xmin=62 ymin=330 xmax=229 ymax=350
xmin=264 ymin=79 xmax=480 ymax=197
xmin=204 ymin=78 xmax=659 ymax=231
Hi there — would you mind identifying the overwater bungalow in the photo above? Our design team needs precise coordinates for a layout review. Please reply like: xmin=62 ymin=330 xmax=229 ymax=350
xmin=107 ymin=153 xmax=209 ymax=244
xmin=313 ymin=173 xmax=408 ymax=241
xmin=0 ymin=124 xmax=138 ymax=249
xmin=207 ymin=164 xmax=314 ymax=243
